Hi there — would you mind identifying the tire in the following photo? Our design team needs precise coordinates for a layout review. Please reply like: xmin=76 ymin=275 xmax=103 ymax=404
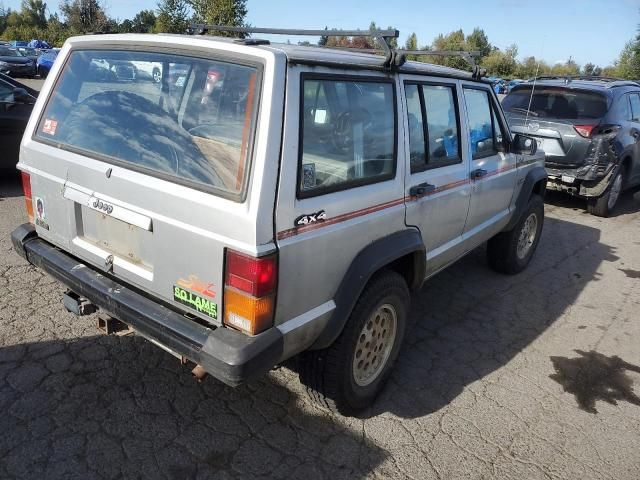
xmin=152 ymin=67 xmax=161 ymax=83
xmin=487 ymin=194 xmax=544 ymax=275
xmin=586 ymin=165 xmax=625 ymax=218
xmin=299 ymin=270 xmax=410 ymax=416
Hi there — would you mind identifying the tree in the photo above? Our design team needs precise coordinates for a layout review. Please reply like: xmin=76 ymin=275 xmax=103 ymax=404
xmin=318 ymin=26 xmax=328 ymax=46
xmin=430 ymin=29 xmax=470 ymax=70
xmin=481 ymin=45 xmax=518 ymax=77
xmin=155 ymin=0 xmax=189 ymax=33
xmin=60 ymin=0 xmax=109 ymax=33
xmin=21 ymin=0 xmax=47 ymax=28
xmin=615 ymin=40 xmax=640 ymax=79
xmin=404 ymin=32 xmax=418 ymax=61
xmin=132 ymin=9 xmax=156 ymax=33
xmin=466 ymin=27 xmax=491 ymax=58
xmin=190 ymin=0 xmax=247 ymax=36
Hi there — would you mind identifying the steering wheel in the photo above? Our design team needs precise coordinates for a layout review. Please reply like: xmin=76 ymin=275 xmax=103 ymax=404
xmin=332 ymin=108 xmax=372 ymax=154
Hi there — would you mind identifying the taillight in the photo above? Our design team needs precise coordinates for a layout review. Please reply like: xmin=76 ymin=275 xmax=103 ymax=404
xmin=223 ymin=250 xmax=277 ymax=335
xmin=574 ymin=125 xmax=596 ymax=138
xmin=21 ymin=172 xmax=34 ymax=223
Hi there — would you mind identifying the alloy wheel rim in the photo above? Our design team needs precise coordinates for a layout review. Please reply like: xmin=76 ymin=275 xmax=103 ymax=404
xmin=607 ymin=172 xmax=623 ymax=210
xmin=516 ymin=213 xmax=538 ymax=260
xmin=352 ymin=303 xmax=397 ymax=387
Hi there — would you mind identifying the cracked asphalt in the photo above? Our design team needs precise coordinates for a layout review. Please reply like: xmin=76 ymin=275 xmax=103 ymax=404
xmin=2 ymin=174 xmax=640 ymax=477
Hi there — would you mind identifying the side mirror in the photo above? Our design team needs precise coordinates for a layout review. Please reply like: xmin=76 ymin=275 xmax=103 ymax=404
xmin=12 ymin=87 xmax=34 ymax=104
xmin=512 ymin=133 xmax=538 ymax=155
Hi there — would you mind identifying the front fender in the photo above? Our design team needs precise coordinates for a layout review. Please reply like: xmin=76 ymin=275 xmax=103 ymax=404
xmin=505 ymin=165 xmax=547 ymax=231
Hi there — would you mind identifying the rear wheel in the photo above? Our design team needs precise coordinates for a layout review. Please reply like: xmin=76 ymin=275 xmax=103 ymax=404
xmin=487 ymin=194 xmax=544 ymax=274
xmin=299 ymin=270 xmax=410 ymax=416
xmin=587 ymin=166 xmax=625 ymax=217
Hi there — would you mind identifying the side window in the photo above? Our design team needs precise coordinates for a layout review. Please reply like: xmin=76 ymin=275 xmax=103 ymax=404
xmin=405 ymin=82 xmax=460 ymax=172
xmin=423 ymin=85 xmax=460 ymax=165
xmin=629 ymin=93 xmax=640 ymax=122
xmin=299 ymin=77 xmax=396 ymax=196
xmin=0 ymin=81 xmax=14 ymax=103
xmin=405 ymin=84 xmax=427 ymax=170
xmin=464 ymin=88 xmax=496 ymax=159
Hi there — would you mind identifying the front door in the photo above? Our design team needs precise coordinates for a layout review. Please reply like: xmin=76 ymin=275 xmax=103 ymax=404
xmin=461 ymin=84 xmax=517 ymax=239
xmin=401 ymin=76 xmax=472 ymax=275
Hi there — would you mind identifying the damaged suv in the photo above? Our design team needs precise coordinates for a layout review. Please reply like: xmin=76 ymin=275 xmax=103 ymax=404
xmin=11 ymin=28 xmax=546 ymax=415
xmin=504 ymin=76 xmax=640 ymax=216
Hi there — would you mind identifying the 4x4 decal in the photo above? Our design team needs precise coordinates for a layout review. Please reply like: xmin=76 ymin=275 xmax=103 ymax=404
xmin=295 ymin=210 xmax=327 ymax=227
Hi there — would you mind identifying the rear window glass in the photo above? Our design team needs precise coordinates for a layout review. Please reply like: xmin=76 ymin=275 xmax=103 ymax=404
xmin=502 ymin=86 xmax=608 ymax=119
xmin=35 ymin=49 xmax=260 ymax=199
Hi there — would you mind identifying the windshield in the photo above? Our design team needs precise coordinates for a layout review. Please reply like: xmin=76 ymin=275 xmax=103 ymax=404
xmin=0 ymin=48 xmax=20 ymax=57
xmin=503 ymin=85 xmax=609 ymax=119
xmin=36 ymin=49 xmax=260 ymax=199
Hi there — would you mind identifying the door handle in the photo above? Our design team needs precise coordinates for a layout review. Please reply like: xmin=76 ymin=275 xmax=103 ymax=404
xmin=409 ymin=182 xmax=436 ymax=197
xmin=471 ymin=168 xmax=488 ymax=179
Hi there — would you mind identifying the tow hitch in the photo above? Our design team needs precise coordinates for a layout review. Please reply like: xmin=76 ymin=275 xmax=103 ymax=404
xmin=63 ymin=290 xmax=97 ymax=316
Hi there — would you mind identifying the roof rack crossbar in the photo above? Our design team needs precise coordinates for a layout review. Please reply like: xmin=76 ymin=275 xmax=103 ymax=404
xmin=396 ymin=49 xmax=481 ymax=68
xmin=189 ymin=24 xmax=400 ymax=69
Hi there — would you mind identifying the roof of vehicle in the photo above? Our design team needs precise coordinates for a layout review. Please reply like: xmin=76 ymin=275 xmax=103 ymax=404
xmin=63 ymin=33 xmax=484 ymax=83
xmin=517 ymin=76 xmax=639 ymax=92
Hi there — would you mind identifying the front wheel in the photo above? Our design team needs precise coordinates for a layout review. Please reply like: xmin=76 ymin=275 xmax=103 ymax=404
xmin=587 ymin=165 xmax=625 ymax=218
xmin=299 ymin=270 xmax=410 ymax=416
xmin=487 ymin=194 xmax=544 ymax=274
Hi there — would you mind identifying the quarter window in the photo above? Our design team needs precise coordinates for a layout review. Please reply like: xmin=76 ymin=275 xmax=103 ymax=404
xmin=299 ymin=77 xmax=396 ymax=196
xmin=405 ymin=83 xmax=461 ymax=172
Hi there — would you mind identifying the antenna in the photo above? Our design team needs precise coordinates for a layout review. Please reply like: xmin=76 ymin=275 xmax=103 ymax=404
xmin=525 ymin=39 xmax=545 ymax=127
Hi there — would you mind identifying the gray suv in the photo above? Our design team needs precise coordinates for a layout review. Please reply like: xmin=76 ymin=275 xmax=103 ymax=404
xmin=11 ymin=28 xmax=546 ymax=415
xmin=504 ymin=76 xmax=640 ymax=216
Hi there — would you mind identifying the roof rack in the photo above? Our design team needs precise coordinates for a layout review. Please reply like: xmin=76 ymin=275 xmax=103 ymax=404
xmin=189 ymin=24 xmax=399 ymax=68
xmin=188 ymin=24 xmax=485 ymax=77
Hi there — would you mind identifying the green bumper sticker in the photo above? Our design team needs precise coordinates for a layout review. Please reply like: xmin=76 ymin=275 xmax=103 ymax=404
xmin=173 ymin=285 xmax=218 ymax=319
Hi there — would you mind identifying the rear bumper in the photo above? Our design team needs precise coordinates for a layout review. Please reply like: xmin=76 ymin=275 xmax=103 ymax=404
xmin=546 ymin=165 xmax=615 ymax=198
xmin=10 ymin=223 xmax=283 ymax=386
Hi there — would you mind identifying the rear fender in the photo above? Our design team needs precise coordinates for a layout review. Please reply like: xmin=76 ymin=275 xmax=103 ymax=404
xmin=310 ymin=229 xmax=425 ymax=350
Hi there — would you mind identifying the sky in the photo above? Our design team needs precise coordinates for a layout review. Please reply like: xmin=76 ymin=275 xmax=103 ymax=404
xmin=3 ymin=0 xmax=639 ymax=66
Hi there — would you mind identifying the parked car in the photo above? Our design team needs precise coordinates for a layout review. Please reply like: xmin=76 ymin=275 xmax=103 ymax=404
xmin=503 ymin=76 xmax=640 ymax=216
xmin=36 ymin=49 xmax=59 ymax=77
xmin=16 ymin=46 xmax=39 ymax=62
xmin=0 ymin=47 xmax=36 ymax=77
xmin=9 ymin=40 xmax=29 ymax=48
xmin=0 ymin=73 xmax=37 ymax=169
xmin=506 ymin=79 xmax=524 ymax=93
xmin=11 ymin=31 xmax=546 ymax=416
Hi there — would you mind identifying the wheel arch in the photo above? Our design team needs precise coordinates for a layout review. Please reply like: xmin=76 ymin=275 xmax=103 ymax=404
xmin=310 ymin=229 xmax=425 ymax=350
xmin=505 ymin=166 xmax=547 ymax=231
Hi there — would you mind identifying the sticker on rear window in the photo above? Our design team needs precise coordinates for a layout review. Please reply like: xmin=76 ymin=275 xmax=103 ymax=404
xmin=42 ymin=118 xmax=58 ymax=135
xmin=174 ymin=285 xmax=217 ymax=319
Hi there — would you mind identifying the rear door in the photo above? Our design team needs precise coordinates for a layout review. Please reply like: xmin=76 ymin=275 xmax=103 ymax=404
xmin=461 ymin=84 xmax=517 ymax=237
xmin=20 ymin=41 xmax=281 ymax=327
xmin=400 ymin=75 xmax=472 ymax=275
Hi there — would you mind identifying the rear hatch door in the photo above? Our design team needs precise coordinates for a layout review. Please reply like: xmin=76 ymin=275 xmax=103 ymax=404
xmin=21 ymin=40 xmax=268 ymax=326
xmin=503 ymin=84 xmax=609 ymax=167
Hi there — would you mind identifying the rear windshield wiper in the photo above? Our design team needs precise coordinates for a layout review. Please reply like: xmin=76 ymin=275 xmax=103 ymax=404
xmin=510 ymin=107 xmax=538 ymax=117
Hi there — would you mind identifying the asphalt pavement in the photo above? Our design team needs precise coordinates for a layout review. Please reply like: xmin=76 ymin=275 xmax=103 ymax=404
xmin=0 ymin=79 xmax=639 ymax=479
